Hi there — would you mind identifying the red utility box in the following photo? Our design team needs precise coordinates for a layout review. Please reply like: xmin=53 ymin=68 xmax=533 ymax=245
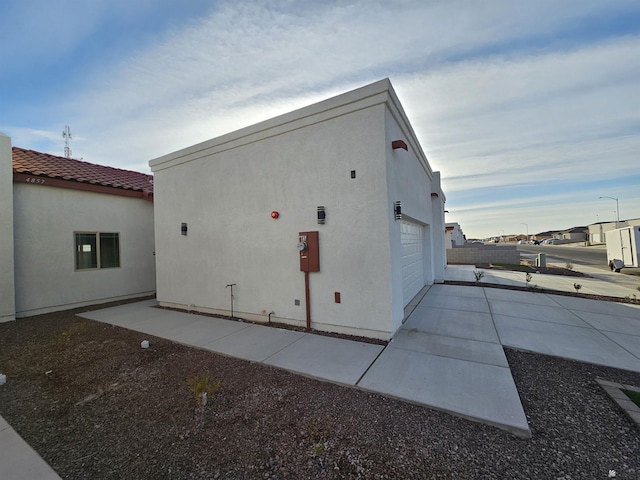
xmin=298 ymin=231 xmax=320 ymax=272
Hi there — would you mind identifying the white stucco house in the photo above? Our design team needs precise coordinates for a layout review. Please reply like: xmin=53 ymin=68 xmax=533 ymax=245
xmin=149 ymin=79 xmax=446 ymax=340
xmin=445 ymin=222 xmax=466 ymax=248
xmin=0 ymin=133 xmax=156 ymax=321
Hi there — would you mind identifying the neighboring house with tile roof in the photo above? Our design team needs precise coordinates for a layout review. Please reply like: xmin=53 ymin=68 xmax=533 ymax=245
xmin=149 ymin=79 xmax=446 ymax=340
xmin=11 ymin=147 xmax=155 ymax=200
xmin=0 ymin=133 xmax=156 ymax=321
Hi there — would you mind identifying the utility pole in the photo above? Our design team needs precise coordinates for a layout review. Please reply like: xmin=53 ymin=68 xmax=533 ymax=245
xmin=599 ymin=196 xmax=620 ymax=228
xmin=62 ymin=125 xmax=72 ymax=159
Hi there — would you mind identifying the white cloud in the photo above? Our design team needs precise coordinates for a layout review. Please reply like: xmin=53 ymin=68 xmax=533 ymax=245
xmin=395 ymin=36 xmax=640 ymax=189
xmin=4 ymin=0 xmax=640 ymax=235
xmin=1 ymin=126 xmax=64 ymax=153
xmin=81 ymin=3 xmax=636 ymax=162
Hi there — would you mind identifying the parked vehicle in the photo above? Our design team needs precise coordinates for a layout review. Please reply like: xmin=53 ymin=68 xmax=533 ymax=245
xmin=605 ymin=226 xmax=640 ymax=272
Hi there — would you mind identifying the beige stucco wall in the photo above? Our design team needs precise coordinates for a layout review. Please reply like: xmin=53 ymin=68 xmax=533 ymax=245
xmin=13 ymin=184 xmax=156 ymax=317
xmin=0 ymin=132 xmax=15 ymax=321
xmin=151 ymin=79 xmax=445 ymax=339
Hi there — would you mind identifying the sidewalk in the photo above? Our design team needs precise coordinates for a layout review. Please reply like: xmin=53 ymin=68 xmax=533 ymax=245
xmin=0 ymin=415 xmax=62 ymax=480
xmin=446 ymin=263 xmax=640 ymax=299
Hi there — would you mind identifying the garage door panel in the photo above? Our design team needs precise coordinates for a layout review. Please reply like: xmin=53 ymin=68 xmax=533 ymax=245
xmin=401 ymin=220 xmax=424 ymax=306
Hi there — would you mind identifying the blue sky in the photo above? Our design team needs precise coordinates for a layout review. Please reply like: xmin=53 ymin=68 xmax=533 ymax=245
xmin=2 ymin=0 xmax=639 ymax=239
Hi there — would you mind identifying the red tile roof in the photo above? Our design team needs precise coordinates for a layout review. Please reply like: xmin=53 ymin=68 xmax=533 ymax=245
xmin=12 ymin=147 xmax=153 ymax=195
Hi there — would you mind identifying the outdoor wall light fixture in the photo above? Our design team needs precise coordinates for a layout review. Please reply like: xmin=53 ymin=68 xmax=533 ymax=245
xmin=181 ymin=222 xmax=188 ymax=235
xmin=431 ymin=192 xmax=439 ymax=198
xmin=317 ymin=206 xmax=326 ymax=224
xmin=392 ymin=140 xmax=408 ymax=151
xmin=394 ymin=201 xmax=402 ymax=220
xmin=271 ymin=211 xmax=280 ymax=219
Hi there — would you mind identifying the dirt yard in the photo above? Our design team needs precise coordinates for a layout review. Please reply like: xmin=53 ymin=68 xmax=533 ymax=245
xmin=1 ymin=300 xmax=639 ymax=479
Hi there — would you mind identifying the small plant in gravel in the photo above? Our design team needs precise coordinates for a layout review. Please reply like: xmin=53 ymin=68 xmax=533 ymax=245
xmin=565 ymin=261 xmax=574 ymax=271
xmin=623 ymin=389 xmax=640 ymax=408
xmin=186 ymin=373 xmax=221 ymax=406
xmin=309 ymin=420 xmax=330 ymax=458
xmin=473 ymin=270 xmax=485 ymax=283
xmin=625 ymin=294 xmax=638 ymax=304
xmin=50 ymin=321 xmax=88 ymax=347
xmin=573 ymin=283 xmax=582 ymax=293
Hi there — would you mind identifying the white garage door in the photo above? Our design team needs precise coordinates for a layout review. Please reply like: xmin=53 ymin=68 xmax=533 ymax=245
xmin=401 ymin=220 xmax=424 ymax=306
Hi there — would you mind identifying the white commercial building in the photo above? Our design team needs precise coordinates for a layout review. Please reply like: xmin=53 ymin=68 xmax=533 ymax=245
xmin=150 ymin=79 xmax=446 ymax=340
xmin=1 ymin=136 xmax=156 ymax=320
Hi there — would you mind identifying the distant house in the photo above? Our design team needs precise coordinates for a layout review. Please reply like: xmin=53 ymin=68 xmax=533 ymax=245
xmin=531 ymin=231 xmax=556 ymax=242
xmin=588 ymin=218 xmax=640 ymax=244
xmin=149 ymin=79 xmax=446 ymax=340
xmin=504 ymin=234 xmax=527 ymax=243
xmin=559 ymin=227 xmax=587 ymax=242
xmin=445 ymin=222 xmax=466 ymax=248
xmin=587 ymin=222 xmax=616 ymax=244
xmin=0 ymin=133 xmax=156 ymax=321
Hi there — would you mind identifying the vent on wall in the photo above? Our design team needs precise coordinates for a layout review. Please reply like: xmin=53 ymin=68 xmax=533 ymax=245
xmin=392 ymin=140 xmax=408 ymax=151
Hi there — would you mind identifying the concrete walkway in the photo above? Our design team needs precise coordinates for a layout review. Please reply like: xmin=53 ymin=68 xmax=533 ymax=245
xmin=0 ymin=415 xmax=62 ymax=480
xmin=78 ymin=299 xmax=533 ymax=435
xmin=74 ymin=277 xmax=640 ymax=439
xmin=3 ymin=267 xmax=640 ymax=476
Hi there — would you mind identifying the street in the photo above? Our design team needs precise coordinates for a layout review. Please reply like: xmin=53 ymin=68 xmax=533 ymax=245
xmin=516 ymin=244 xmax=640 ymax=290
xmin=516 ymin=244 xmax=607 ymax=270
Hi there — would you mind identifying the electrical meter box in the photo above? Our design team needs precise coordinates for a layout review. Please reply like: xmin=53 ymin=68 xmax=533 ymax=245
xmin=298 ymin=231 xmax=320 ymax=272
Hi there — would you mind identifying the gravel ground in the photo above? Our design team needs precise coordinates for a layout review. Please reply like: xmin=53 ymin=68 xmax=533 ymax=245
xmin=1 ymin=300 xmax=639 ymax=479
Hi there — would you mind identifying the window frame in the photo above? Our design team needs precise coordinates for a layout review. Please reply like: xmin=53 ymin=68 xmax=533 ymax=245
xmin=74 ymin=231 xmax=121 ymax=271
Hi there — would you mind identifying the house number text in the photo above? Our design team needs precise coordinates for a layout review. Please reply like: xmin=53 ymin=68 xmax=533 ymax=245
xmin=25 ymin=177 xmax=46 ymax=184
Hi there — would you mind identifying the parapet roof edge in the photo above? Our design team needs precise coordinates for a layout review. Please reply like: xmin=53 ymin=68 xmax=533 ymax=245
xmin=382 ymin=80 xmax=433 ymax=180
xmin=149 ymin=78 xmax=397 ymax=171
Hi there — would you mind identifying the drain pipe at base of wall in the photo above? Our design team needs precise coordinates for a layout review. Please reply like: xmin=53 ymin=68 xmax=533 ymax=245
xmin=225 ymin=283 xmax=236 ymax=320
xmin=304 ymin=271 xmax=311 ymax=331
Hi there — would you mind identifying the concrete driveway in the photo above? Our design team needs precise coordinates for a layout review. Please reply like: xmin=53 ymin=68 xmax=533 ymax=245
xmin=359 ymin=283 xmax=640 ymax=438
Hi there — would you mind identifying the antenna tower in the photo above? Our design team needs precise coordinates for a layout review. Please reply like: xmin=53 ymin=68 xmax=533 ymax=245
xmin=62 ymin=125 xmax=72 ymax=158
